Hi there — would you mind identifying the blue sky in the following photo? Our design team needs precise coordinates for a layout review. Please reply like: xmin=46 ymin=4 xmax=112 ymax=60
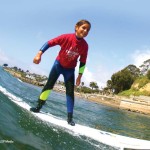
xmin=1 ymin=0 xmax=150 ymax=87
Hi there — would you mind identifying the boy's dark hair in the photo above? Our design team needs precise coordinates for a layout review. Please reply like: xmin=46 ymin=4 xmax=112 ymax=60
xmin=76 ymin=19 xmax=91 ymax=29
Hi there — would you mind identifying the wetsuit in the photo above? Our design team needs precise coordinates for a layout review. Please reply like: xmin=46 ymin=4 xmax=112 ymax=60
xmin=37 ymin=33 xmax=88 ymax=114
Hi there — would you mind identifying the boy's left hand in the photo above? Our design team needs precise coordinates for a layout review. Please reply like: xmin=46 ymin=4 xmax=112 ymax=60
xmin=76 ymin=74 xmax=82 ymax=86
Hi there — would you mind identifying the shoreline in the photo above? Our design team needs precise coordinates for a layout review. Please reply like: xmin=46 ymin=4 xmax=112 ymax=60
xmin=53 ymin=86 xmax=150 ymax=115
xmin=54 ymin=87 xmax=120 ymax=108
xmin=4 ymin=67 xmax=150 ymax=116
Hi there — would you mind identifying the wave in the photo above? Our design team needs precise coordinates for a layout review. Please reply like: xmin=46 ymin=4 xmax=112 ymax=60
xmin=0 ymin=85 xmax=150 ymax=150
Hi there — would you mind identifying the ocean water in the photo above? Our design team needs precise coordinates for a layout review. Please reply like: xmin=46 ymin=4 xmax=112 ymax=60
xmin=0 ymin=66 xmax=150 ymax=150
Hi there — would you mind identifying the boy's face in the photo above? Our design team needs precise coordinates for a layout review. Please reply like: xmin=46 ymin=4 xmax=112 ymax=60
xmin=75 ymin=23 xmax=90 ymax=38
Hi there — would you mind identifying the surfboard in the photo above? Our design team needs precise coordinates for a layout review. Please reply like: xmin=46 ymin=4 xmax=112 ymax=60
xmin=1 ymin=86 xmax=150 ymax=150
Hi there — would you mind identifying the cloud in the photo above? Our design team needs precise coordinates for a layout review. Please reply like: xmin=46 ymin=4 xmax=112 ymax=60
xmin=79 ymin=65 xmax=112 ymax=88
xmin=82 ymin=67 xmax=94 ymax=85
xmin=131 ymin=49 xmax=150 ymax=67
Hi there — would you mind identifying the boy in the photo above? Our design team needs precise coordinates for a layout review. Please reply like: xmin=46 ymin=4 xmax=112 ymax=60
xmin=30 ymin=20 xmax=91 ymax=126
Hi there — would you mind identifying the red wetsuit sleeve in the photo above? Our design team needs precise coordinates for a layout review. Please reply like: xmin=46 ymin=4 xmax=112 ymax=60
xmin=47 ymin=35 xmax=64 ymax=47
xmin=40 ymin=35 xmax=64 ymax=53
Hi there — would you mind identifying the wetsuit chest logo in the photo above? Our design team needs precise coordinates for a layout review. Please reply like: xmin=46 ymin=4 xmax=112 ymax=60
xmin=66 ymin=47 xmax=79 ymax=61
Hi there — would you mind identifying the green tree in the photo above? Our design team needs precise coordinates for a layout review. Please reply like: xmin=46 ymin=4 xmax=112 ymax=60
xmin=81 ymin=86 xmax=92 ymax=93
xmin=13 ymin=66 xmax=18 ymax=71
xmin=147 ymin=70 xmax=150 ymax=80
xmin=81 ymin=82 xmax=84 ymax=87
xmin=107 ymin=80 xmax=112 ymax=89
xmin=139 ymin=59 xmax=150 ymax=75
xmin=111 ymin=69 xmax=134 ymax=94
xmin=89 ymin=82 xmax=99 ymax=90
xmin=125 ymin=64 xmax=140 ymax=78
xmin=3 ymin=64 xmax=8 ymax=67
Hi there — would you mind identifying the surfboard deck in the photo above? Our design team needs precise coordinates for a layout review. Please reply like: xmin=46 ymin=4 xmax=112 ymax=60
xmin=1 ymin=86 xmax=150 ymax=150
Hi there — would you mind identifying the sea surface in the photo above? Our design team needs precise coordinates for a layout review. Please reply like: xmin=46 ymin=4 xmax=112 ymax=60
xmin=0 ymin=66 xmax=150 ymax=150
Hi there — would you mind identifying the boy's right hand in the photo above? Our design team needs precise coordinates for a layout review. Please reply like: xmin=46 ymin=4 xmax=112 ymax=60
xmin=33 ymin=51 xmax=43 ymax=64
xmin=33 ymin=56 xmax=41 ymax=64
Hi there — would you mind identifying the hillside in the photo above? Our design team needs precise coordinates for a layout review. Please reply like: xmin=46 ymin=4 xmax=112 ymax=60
xmin=107 ymin=58 xmax=150 ymax=96
xmin=119 ymin=76 xmax=150 ymax=96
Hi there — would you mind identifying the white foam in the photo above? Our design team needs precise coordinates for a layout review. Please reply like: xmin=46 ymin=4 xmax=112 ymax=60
xmin=17 ymin=78 xmax=23 ymax=82
xmin=0 ymin=85 xmax=150 ymax=149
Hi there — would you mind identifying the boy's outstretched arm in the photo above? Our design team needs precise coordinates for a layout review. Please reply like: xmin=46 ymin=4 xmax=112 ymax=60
xmin=33 ymin=41 xmax=50 ymax=64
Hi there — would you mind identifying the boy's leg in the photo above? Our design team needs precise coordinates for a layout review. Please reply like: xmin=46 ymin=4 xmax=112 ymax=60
xmin=63 ymin=69 xmax=75 ymax=126
xmin=30 ymin=61 xmax=60 ymax=112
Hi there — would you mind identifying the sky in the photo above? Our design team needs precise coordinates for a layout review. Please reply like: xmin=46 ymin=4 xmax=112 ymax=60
xmin=0 ymin=0 xmax=150 ymax=88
